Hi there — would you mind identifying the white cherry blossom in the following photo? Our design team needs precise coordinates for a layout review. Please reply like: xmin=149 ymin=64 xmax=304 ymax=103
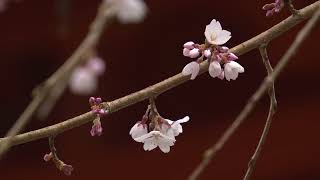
xmin=182 ymin=61 xmax=200 ymax=80
xmin=204 ymin=19 xmax=231 ymax=45
xmin=164 ymin=116 xmax=189 ymax=137
xmin=134 ymin=130 xmax=175 ymax=153
xmin=129 ymin=122 xmax=148 ymax=139
xmin=209 ymin=61 xmax=222 ymax=78
xmin=224 ymin=61 xmax=245 ymax=81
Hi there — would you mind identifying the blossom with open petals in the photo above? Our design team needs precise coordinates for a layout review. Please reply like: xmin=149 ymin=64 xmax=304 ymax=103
xmin=164 ymin=116 xmax=189 ymax=137
xmin=182 ymin=62 xmax=200 ymax=80
xmin=130 ymin=122 xmax=148 ymax=139
xmin=134 ymin=130 xmax=175 ymax=153
xmin=130 ymin=116 xmax=190 ymax=153
xmin=224 ymin=61 xmax=244 ymax=81
xmin=204 ymin=19 xmax=231 ymax=45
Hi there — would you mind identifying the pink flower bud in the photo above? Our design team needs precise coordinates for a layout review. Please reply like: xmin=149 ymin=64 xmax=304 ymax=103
xmin=189 ymin=48 xmax=200 ymax=58
xmin=183 ymin=41 xmax=195 ymax=49
xmin=43 ymin=152 xmax=53 ymax=162
xmin=227 ymin=53 xmax=238 ymax=61
xmin=90 ymin=122 xmax=103 ymax=136
xmin=204 ymin=49 xmax=211 ymax=58
xmin=62 ymin=164 xmax=74 ymax=176
xmin=183 ymin=48 xmax=191 ymax=57
xmin=219 ymin=46 xmax=229 ymax=53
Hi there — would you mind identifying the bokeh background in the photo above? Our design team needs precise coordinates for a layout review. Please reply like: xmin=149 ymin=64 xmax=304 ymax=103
xmin=0 ymin=0 xmax=319 ymax=179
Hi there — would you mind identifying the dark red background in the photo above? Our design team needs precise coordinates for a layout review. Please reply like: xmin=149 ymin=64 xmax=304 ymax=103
xmin=0 ymin=0 xmax=319 ymax=179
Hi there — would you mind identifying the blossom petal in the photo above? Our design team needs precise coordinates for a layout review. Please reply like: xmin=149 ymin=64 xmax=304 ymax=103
xmin=209 ymin=61 xmax=222 ymax=78
xmin=182 ymin=62 xmax=200 ymax=80
xmin=134 ymin=132 xmax=153 ymax=142
xmin=215 ymin=30 xmax=231 ymax=45
xmin=143 ymin=139 xmax=157 ymax=151
xmin=129 ymin=123 xmax=148 ymax=139
xmin=158 ymin=144 xmax=170 ymax=153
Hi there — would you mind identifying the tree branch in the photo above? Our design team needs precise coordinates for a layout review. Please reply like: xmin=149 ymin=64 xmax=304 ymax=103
xmin=243 ymin=44 xmax=277 ymax=180
xmin=0 ymin=1 xmax=319 ymax=158
xmin=0 ymin=1 xmax=113 ymax=158
xmin=188 ymin=4 xmax=320 ymax=180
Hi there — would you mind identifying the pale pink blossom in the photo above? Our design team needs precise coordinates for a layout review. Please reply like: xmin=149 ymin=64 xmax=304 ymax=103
xmin=218 ymin=71 xmax=225 ymax=80
xmin=182 ymin=61 xmax=200 ymax=80
xmin=134 ymin=130 xmax=175 ymax=153
xmin=204 ymin=19 xmax=231 ymax=45
xmin=131 ymin=116 xmax=190 ymax=153
xmin=164 ymin=116 xmax=189 ymax=137
xmin=130 ymin=122 xmax=148 ymax=139
xmin=224 ymin=61 xmax=244 ymax=81
xmin=209 ymin=61 xmax=222 ymax=78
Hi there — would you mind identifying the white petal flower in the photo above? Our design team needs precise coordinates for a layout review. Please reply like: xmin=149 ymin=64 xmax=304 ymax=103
xmin=134 ymin=131 xmax=176 ymax=153
xmin=204 ymin=19 xmax=231 ymax=45
xmin=209 ymin=61 xmax=222 ymax=78
xmin=69 ymin=67 xmax=98 ymax=95
xmin=182 ymin=62 xmax=200 ymax=80
xmin=129 ymin=122 xmax=148 ymax=140
xmin=106 ymin=0 xmax=147 ymax=24
xmin=165 ymin=116 xmax=190 ymax=137
xmin=224 ymin=61 xmax=245 ymax=81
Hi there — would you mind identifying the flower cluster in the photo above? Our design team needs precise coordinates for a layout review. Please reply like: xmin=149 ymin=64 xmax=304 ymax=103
xmin=89 ymin=97 xmax=107 ymax=136
xmin=182 ymin=19 xmax=244 ymax=81
xmin=130 ymin=113 xmax=189 ymax=153
xmin=69 ymin=56 xmax=106 ymax=95
xmin=262 ymin=0 xmax=283 ymax=17
xmin=105 ymin=0 xmax=147 ymax=24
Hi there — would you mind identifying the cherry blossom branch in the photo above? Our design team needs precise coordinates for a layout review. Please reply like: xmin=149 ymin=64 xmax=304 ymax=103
xmin=0 ymin=1 xmax=113 ymax=158
xmin=0 ymin=0 xmax=319 ymax=157
xmin=188 ymin=5 xmax=320 ymax=180
xmin=243 ymin=45 xmax=277 ymax=180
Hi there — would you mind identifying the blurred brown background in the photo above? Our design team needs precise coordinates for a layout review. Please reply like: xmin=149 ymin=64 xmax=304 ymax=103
xmin=0 ymin=0 xmax=320 ymax=179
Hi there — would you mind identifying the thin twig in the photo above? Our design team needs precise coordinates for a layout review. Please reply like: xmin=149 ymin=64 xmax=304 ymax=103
xmin=188 ymin=5 xmax=320 ymax=180
xmin=243 ymin=45 xmax=277 ymax=180
xmin=0 ymin=1 xmax=113 ymax=158
xmin=0 ymin=1 xmax=319 ymax=154
xmin=284 ymin=0 xmax=299 ymax=15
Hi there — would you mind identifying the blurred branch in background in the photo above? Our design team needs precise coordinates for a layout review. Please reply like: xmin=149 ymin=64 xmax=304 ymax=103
xmin=0 ymin=0 xmax=114 ymax=158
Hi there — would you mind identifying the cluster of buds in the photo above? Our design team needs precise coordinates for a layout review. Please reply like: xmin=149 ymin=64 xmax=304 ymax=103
xmin=89 ymin=97 xmax=107 ymax=136
xmin=69 ymin=56 xmax=106 ymax=95
xmin=182 ymin=19 xmax=244 ymax=81
xmin=43 ymin=152 xmax=74 ymax=176
xmin=130 ymin=107 xmax=189 ymax=153
xmin=262 ymin=0 xmax=284 ymax=17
